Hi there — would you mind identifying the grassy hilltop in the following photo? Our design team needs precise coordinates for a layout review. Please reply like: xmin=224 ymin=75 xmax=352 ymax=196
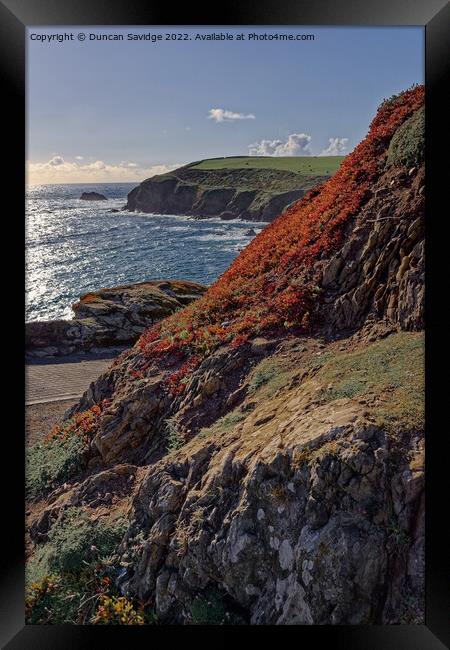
xmin=191 ymin=155 xmax=344 ymax=175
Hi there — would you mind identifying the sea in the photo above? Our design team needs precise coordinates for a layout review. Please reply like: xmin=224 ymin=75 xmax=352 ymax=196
xmin=25 ymin=183 xmax=266 ymax=322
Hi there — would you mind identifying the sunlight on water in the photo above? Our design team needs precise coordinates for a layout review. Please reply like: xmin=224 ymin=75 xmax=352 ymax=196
xmin=25 ymin=183 xmax=265 ymax=322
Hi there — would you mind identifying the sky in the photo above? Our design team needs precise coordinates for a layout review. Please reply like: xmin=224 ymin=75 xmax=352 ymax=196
xmin=26 ymin=26 xmax=424 ymax=185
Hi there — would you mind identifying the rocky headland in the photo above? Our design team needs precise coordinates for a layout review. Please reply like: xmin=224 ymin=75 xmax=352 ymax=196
xmin=26 ymin=280 xmax=206 ymax=359
xmin=26 ymin=87 xmax=425 ymax=626
xmin=126 ymin=160 xmax=340 ymax=222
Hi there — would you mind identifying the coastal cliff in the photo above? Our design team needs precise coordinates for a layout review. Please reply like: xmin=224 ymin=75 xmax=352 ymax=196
xmin=26 ymin=87 xmax=425 ymax=625
xmin=126 ymin=158 xmax=342 ymax=222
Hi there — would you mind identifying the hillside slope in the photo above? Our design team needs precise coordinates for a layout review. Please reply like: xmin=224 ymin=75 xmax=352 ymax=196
xmin=26 ymin=86 xmax=425 ymax=625
xmin=126 ymin=157 xmax=343 ymax=222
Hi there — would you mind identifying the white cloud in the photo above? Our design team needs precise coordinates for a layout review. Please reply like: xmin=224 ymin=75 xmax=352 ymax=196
xmin=27 ymin=156 xmax=181 ymax=185
xmin=47 ymin=155 xmax=65 ymax=166
xmin=75 ymin=155 xmax=84 ymax=160
xmin=249 ymin=133 xmax=312 ymax=157
xmin=90 ymin=160 xmax=106 ymax=170
xmin=319 ymin=137 xmax=349 ymax=156
xmin=208 ymin=108 xmax=255 ymax=123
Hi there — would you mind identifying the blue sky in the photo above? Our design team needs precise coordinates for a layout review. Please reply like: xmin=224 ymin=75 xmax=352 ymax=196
xmin=27 ymin=26 xmax=424 ymax=184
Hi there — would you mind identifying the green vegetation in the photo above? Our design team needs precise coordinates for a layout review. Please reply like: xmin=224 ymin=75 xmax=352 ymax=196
xmin=386 ymin=106 xmax=424 ymax=168
xmin=386 ymin=520 xmax=411 ymax=553
xmin=27 ymin=433 xmax=89 ymax=500
xmin=26 ymin=508 xmax=131 ymax=624
xmin=249 ymin=356 xmax=299 ymax=399
xmin=315 ymin=332 xmax=424 ymax=432
xmin=27 ymin=508 xmax=127 ymax=585
xmin=26 ymin=572 xmax=96 ymax=625
xmin=199 ymin=409 xmax=246 ymax=438
xmin=162 ymin=165 xmax=330 ymax=194
xmin=26 ymin=569 xmax=154 ymax=625
xmin=191 ymin=156 xmax=345 ymax=175
xmin=189 ymin=588 xmax=246 ymax=625
xmin=26 ymin=407 xmax=101 ymax=500
xmin=165 ymin=418 xmax=185 ymax=451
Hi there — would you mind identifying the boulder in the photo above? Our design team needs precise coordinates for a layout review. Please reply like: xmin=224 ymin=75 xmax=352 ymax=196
xmin=26 ymin=279 xmax=207 ymax=358
xmin=80 ymin=191 xmax=108 ymax=201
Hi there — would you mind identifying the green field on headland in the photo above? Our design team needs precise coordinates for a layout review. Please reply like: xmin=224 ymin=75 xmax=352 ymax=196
xmin=191 ymin=156 xmax=345 ymax=175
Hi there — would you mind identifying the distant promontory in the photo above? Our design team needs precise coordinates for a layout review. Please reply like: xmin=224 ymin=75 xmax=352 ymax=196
xmin=126 ymin=156 xmax=344 ymax=222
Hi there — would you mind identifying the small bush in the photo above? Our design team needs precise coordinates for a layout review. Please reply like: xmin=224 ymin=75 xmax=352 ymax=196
xmin=165 ymin=418 xmax=185 ymax=451
xmin=386 ymin=106 xmax=424 ymax=168
xmin=26 ymin=574 xmax=69 ymax=624
xmin=27 ymin=434 xmax=88 ymax=500
xmin=27 ymin=508 xmax=127 ymax=582
xmin=26 ymin=566 xmax=156 ymax=625
xmin=92 ymin=595 xmax=146 ymax=625
xmin=26 ymin=407 xmax=101 ymax=500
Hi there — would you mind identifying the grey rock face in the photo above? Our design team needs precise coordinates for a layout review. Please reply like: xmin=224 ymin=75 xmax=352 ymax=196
xmin=126 ymin=165 xmax=328 ymax=223
xmin=26 ymin=279 xmax=206 ymax=358
xmin=319 ymin=165 xmax=424 ymax=333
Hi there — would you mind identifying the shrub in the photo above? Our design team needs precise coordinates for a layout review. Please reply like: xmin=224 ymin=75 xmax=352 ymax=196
xmin=26 ymin=406 xmax=102 ymax=500
xmin=26 ymin=509 xmax=130 ymax=624
xmin=27 ymin=433 xmax=88 ymax=500
xmin=386 ymin=105 xmax=424 ymax=168
xmin=27 ymin=508 xmax=127 ymax=581
xmin=165 ymin=418 xmax=185 ymax=451
xmin=25 ymin=566 xmax=156 ymax=625
xmin=92 ymin=595 xmax=145 ymax=625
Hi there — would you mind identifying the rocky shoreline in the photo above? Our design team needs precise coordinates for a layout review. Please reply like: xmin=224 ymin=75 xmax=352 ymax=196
xmin=26 ymin=279 xmax=206 ymax=359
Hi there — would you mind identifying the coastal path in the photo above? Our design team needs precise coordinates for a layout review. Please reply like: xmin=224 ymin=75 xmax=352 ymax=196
xmin=25 ymin=351 xmax=120 ymax=405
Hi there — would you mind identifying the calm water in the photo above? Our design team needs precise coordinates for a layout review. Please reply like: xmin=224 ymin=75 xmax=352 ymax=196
xmin=26 ymin=183 xmax=265 ymax=322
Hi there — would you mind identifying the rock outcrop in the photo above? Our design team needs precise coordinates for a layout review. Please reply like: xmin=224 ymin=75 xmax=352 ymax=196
xmin=26 ymin=87 xmax=425 ymax=626
xmin=126 ymin=164 xmax=335 ymax=222
xmin=26 ymin=280 xmax=206 ymax=358
xmin=80 ymin=191 xmax=108 ymax=201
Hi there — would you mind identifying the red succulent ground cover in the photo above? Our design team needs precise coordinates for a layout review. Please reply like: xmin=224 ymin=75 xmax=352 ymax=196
xmin=43 ymin=404 xmax=104 ymax=445
xmin=133 ymin=86 xmax=424 ymax=395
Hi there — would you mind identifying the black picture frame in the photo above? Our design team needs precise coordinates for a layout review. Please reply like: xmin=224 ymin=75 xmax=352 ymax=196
xmin=2 ymin=0 xmax=449 ymax=647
